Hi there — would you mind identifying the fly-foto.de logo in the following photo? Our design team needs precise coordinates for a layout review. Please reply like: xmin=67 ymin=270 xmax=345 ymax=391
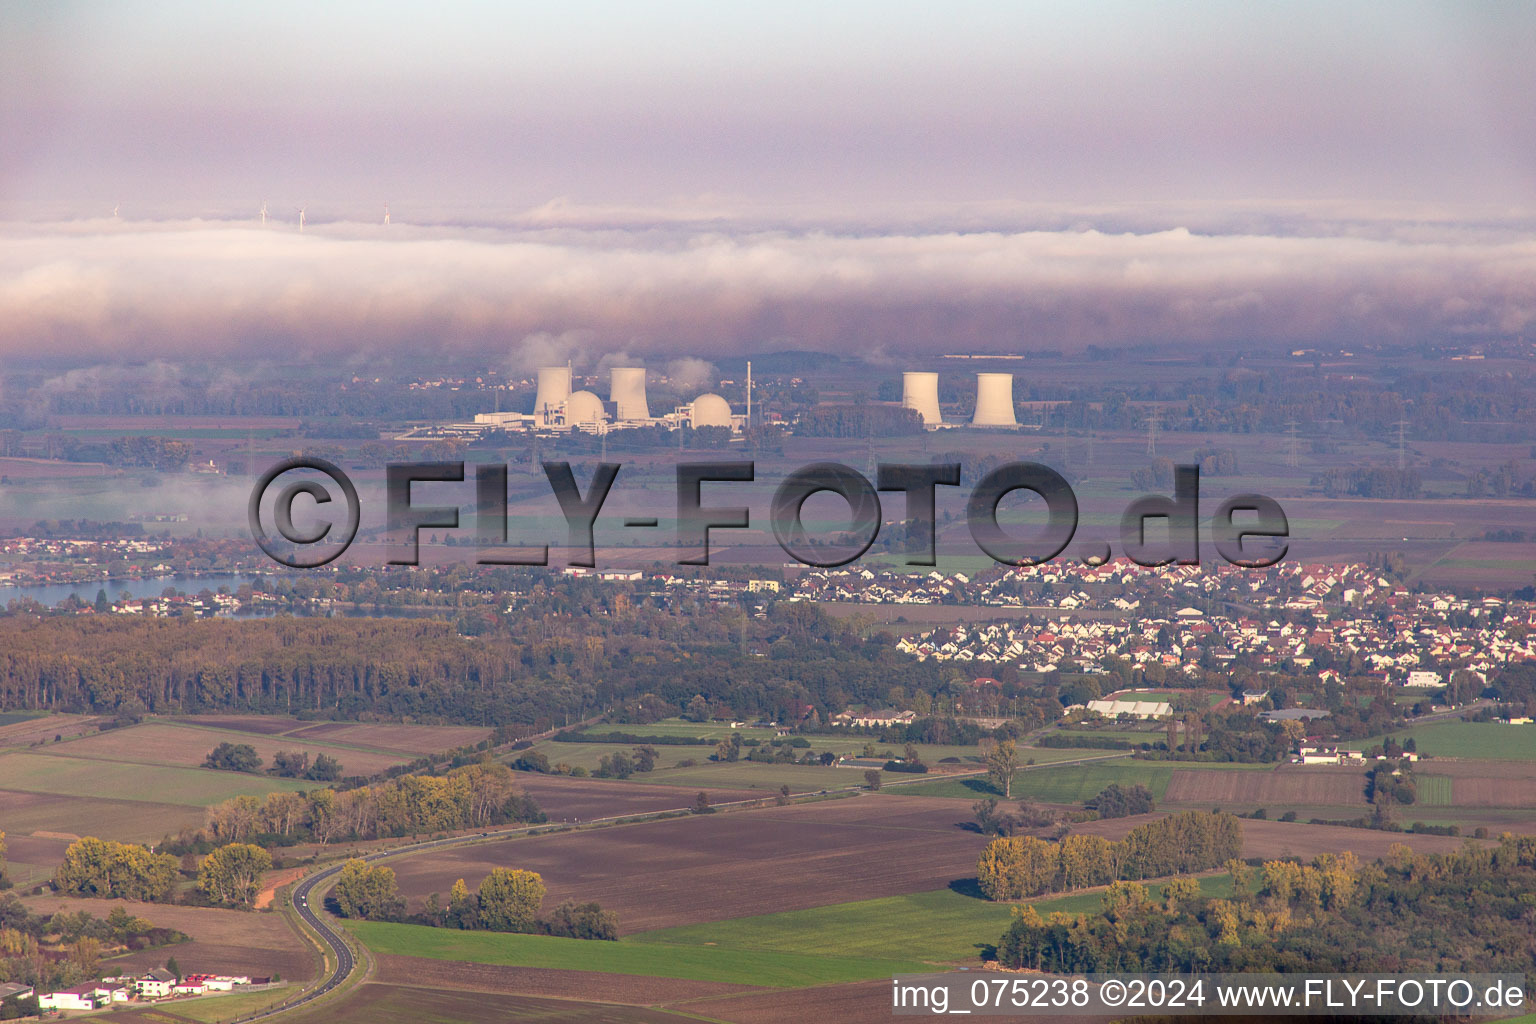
xmin=249 ymin=458 xmax=1288 ymax=571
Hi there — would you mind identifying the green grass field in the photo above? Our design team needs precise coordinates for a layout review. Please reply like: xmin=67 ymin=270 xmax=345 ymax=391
xmin=0 ymin=794 xmax=203 ymax=843
xmin=631 ymin=876 xmax=1235 ymax=963
xmin=572 ymin=718 xmax=781 ymax=742
xmin=0 ymin=750 xmax=312 ymax=806
xmin=119 ymin=986 xmax=296 ymax=1023
xmin=1414 ymin=774 xmax=1454 ymax=806
xmin=344 ymin=921 xmax=935 ymax=987
xmin=890 ymin=759 xmax=1273 ymax=803
xmin=631 ymin=761 xmax=875 ymax=791
xmin=891 ymin=759 xmax=1166 ymax=802
xmin=1397 ymin=722 xmax=1536 ymax=760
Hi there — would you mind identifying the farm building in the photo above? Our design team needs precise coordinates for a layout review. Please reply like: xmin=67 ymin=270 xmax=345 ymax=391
xmin=1083 ymin=697 xmax=1170 ymax=720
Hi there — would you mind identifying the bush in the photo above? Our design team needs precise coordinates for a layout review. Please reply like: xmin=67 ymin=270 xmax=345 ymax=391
xmin=540 ymin=900 xmax=618 ymax=940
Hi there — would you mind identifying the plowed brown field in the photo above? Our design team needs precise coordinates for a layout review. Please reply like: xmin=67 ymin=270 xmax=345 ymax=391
xmin=389 ymin=794 xmax=987 ymax=932
xmin=1164 ymin=767 xmax=1366 ymax=806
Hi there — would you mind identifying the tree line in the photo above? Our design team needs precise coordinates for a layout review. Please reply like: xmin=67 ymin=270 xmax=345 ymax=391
xmin=330 ymin=861 xmax=617 ymax=940
xmin=201 ymin=761 xmax=545 ymax=847
xmin=997 ymin=834 xmax=1536 ymax=975
xmin=977 ymin=811 xmax=1242 ymax=900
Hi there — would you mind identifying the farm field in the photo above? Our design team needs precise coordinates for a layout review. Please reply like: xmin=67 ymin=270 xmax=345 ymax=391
xmin=387 ymin=795 xmax=989 ymax=932
xmin=345 ymin=922 xmax=935 ymax=988
xmin=1067 ymin=813 xmax=1491 ymax=861
xmin=370 ymin=954 xmax=762 ymax=1004
xmin=1397 ymin=721 xmax=1536 ymax=760
xmin=889 ymin=759 xmax=1180 ymax=802
xmin=101 ymin=986 xmax=297 ymax=1023
xmin=0 ymin=789 xmax=202 ymax=843
xmin=619 ymin=760 xmax=885 ymax=791
xmin=630 ymin=875 xmax=1234 ymax=964
xmin=510 ymin=774 xmax=765 ymax=821
xmin=1452 ymin=777 xmax=1536 ymax=808
xmin=283 ymin=721 xmax=493 ymax=754
xmin=170 ymin=715 xmax=493 ymax=755
xmin=1163 ymin=766 xmax=1368 ymax=807
xmin=275 ymin=982 xmax=701 ymax=1024
xmin=0 ymin=750 xmax=312 ymax=805
xmin=0 ymin=712 xmax=100 ymax=748
xmin=42 ymin=721 xmax=412 ymax=777
xmin=23 ymin=895 xmax=317 ymax=983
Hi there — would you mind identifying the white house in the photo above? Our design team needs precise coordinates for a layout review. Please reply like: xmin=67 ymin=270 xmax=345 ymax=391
xmin=39 ymin=987 xmax=105 ymax=1011
xmin=1403 ymin=670 xmax=1442 ymax=688
xmin=135 ymin=968 xmax=177 ymax=998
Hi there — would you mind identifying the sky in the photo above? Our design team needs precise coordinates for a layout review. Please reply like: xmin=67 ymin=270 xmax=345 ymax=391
xmin=2 ymin=2 xmax=1535 ymax=363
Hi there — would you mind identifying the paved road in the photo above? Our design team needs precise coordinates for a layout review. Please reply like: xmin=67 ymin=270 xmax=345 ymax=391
xmin=240 ymin=749 xmax=1140 ymax=1020
xmin=239 ymin=784 xmax=861 ymax=1019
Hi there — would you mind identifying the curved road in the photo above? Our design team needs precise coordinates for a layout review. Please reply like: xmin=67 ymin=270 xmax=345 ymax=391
xmin=241 ymin=766 xmax=1011 ymax=1020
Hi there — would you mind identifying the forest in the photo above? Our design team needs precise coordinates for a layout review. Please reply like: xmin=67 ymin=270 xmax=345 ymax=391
xmin=0 ymin=601 xmax=944 ymax=728
xmin=977 ymin=812 xmax=1243 ymax=900
xmin=996 ymin=835 xmax=1536 ymax=977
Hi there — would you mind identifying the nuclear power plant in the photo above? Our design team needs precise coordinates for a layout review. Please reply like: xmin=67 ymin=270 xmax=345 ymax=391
xmin=532 ymin=366 xmax=572 ymax=428
xmin=901 ymin=371 xmax=942 ymax=426
xmin=609 ymin=367 xmax=650 ymax=421
xmin=414 ymin=360 xmax=1024 ymax=441
xmin=971 ymin=372 xmax=1019 ymax=427
xmin=444 ymin=362 xmax=747 ymax=437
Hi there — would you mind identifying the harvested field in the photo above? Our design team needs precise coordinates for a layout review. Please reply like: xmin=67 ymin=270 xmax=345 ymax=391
xmin=0 ymin=713 xmax=99 ymax=748
xmin=278 ymin=983 xmax=697 ymax=1024
xmin=0 ymin=750 xmax=311 ymax=805
xmin=388 ymin=794 xmax=988 ymax=933
xmin=1452 ymin=777 xmax=1536 ymax=808
xmin=372 ymin=954 xmax=761 ymax=1004
xmin=1164 ymin=767 xmax=1366 ymax=806
xmin=512 ymin=775 xmax=765 ymax=822
xmin=1069 ymin=813 xmax=1488 ymax=861
xmin=50 ymin=722 xmax=410 ymax=777
xmin=169 ymin=716 xmax=307 ymax=735
xmin=677 ymin=979 xmax=1120 ymax=1024
xmin=0 ymin=456 xmax=111 ymax=478
xmin=284 ymin=721 xmax=491 ymax=754
xmin=23 ymin=895 xmax=317 ymax=983
xmin=1426 ymin=759 xmax=1536 ymax=780
xmin=0 ymin=788 xmax=204 ymax=843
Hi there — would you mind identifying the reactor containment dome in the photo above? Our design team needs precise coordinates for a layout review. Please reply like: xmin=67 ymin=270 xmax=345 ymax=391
xmin=690 ymin=393 xmax=733 ymax=428
xmin=564 ymin=390 xmax=605 ymax=428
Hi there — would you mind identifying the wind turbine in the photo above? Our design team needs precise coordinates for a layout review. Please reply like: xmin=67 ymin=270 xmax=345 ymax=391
xmin=298 ymin=207 xmax=306 ymax=233
xmin=383 ymin=203 xmax=390 ymax=226
xmin=260 ymin=201 xmax=268 ymax=226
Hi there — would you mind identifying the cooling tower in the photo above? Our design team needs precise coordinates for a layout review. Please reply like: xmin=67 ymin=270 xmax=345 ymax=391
xmin=690 ymin=393 xmax=733 ymax=428
xmin=971 ymin=373 xmax=1018 ymax=427
xmin=564 ymin=390 xmax=605 ymax=427
xmin=902 ymin=371 xmax=942 ymax=426
xmin=533 ymin=366 xmax=572 ymax=426
xmin=610 ymin=367 xmax=650 ymax=420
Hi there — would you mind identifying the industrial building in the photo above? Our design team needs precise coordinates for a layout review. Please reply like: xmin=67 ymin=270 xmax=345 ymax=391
xmin=417 ymin=362 xmax=748 ymax=439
